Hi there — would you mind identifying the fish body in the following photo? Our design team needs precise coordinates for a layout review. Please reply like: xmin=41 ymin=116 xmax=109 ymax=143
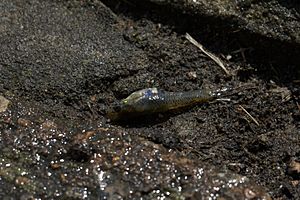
xmin=107 ymin=88 xmax=214 ymax=120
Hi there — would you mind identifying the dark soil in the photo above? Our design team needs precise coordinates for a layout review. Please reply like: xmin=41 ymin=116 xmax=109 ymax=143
xmin=0 ymin=0 xmax=299 ymax=199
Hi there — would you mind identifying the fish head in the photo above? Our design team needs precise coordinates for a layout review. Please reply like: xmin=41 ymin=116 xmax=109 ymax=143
xmin=107 ymin=88 xmax=159 ymax=120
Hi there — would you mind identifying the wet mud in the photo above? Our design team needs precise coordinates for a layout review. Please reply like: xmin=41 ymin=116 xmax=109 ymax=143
xmin=0 ymin=0 xmax=299 ymax=199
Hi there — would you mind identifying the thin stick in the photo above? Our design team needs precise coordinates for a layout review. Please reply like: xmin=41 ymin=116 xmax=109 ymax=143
xmin=238 ymin=105 xmax=260 ymax=126
xmin=185 ymin=33 xmax=230 ymax=75
xmin=215 ymin=98 xmax=231 ymax=102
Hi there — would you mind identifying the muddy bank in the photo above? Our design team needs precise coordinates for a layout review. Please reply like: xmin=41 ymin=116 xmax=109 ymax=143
xmin=129 ymin=0 xmax=300 ymax=43
xmin=104 ymin=0 xmax=300 ymax=81
xmin=0 ymin=0 xmax=299 ymax=199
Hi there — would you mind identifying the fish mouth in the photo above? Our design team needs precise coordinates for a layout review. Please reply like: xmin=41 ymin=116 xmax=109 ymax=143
xmin=106 ymin=102 xmax=135 ymax=121
xmin=106 ymin=102 xmax=122 ymax=120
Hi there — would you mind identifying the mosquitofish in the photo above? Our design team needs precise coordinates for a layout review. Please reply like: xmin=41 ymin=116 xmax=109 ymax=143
xmin=107 ymin=88 xmax=218 ymax=120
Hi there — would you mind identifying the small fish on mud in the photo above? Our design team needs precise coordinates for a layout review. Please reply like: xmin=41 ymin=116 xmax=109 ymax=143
xmin=107 ymin=88 xmax=222 ymax=120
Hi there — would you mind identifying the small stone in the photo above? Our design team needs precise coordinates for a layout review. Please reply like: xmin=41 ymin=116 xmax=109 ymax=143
xmin=187 ymin=71 xmax=197 ymax=80
xmin=226 ymin=55 xmax=232 ymax=60
xmin=0 ymin=95 xmax=10 ymax=113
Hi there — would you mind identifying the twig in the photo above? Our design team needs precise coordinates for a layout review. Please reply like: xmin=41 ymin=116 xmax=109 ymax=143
xmin=215 ymin=98 xmax=231 ymax=102
xmin=238 ymin=105 xmax=260 ymax=126
xmin=185 ymin=33 xmax=230 ymax=76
